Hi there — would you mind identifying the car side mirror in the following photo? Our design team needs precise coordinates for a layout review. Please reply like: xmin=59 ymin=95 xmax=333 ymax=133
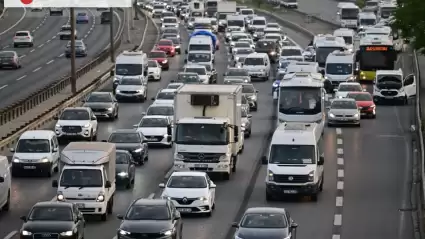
xmin=210 ymin=183 xmax=216 ymax=188
xmin=77 ymin=215 xmax=84 ymax=220
xmin=141 ymin=112 xmax=146 ymax=116
xmin=318 ymin=155 xmax=324 ymax=165
xmin=174 ymin=211 xmax=181 ymax=219
xmin=0 ymin=176 xmax=4 ymax=183
xmin=151 ymin=97 xmax=156 ymax=100
xmin=52 ymin=148 xmax=58 ymax=152
xmin=110 ymin=69 xmax=115 ymax=76
xmin=231 ymin=222 xmax=239 ymax=228
xmin=167 ymin=125 xmax=172 ymax=136
xmin=185 ymin=49 xmax=188 ymax=54
xmin=20 ymin=216 xmax=27 ymax=221
xmin=255 ymin=90 xmax=259 ymax=93
xmin=291 ymin=223 xmax=298 ymax=229
xmin=105 ymin=181 xmax=112 ymax=188
xmin=117 ymin=214 xmax=124 ymax=220
xmin=261 ymin=156 xmax=268 ymax=164
xmin=52 ymin=180 xmax=58 ymax=187
xmin=159 ymin=183 xmax=165 ymax=188
xmin=9 ymin=148 xmax=15 ymax=152
xmin=53 ymin=116 xmax=59 ymax=120
xmin=247 ymin=114 xmax=252 ymax=118
xmin=91 ymin=116 xmax=97 ymax=120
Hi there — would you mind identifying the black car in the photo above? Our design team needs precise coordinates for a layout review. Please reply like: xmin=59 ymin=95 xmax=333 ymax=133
xmin=0 ymin=51 xmax=20 ymax=69
xmin=20 ymin=201 xmax=85 ymax=239
xmin=232 ymin=207 xmax=298 ymax=239
xmin=117 ymin=198 xmax=183 ymax=239
xmin=116 ymin=150 xmax=136 ymax=189
xmin=104 ymin=129 xmax=149 ymax=165
xmin=255 ymin=39 xmax=281 ymax=63
xmin=100 ymin=11 xmax=111 ymax=24
xmin=82 ymin=92 xmax=119 ymax=120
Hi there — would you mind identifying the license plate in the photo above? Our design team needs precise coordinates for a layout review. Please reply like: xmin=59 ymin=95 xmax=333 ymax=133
xmin=146 ymin=138 xmax=158 ymax=141
xmin=23 ymin=166 xmax=36 ymax=169
xmin=177 ymin=208 xmax=192 ymax=212
xmin=65 ymin=133 xmax=78 ymax=135
xmin=385 ymin=96 xmax=394 ymax=99
xmin=283 ymin=190 xmax=297 ymax=194
xmin=76 ymin=203 xmax=85 ymax=208
xmin=194 ymin=164 xmax=208 ymax=168
xmin=2 ymin=63 xmax=9 ymax=65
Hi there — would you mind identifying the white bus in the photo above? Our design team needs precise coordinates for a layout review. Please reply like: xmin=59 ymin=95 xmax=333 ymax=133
xmin=337 ymin=2 xmax=360 ymax=29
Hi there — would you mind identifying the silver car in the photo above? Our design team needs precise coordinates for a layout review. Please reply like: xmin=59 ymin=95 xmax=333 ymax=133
xmin=327 ymin=98 xmax=361 ymax=127
xmin=241 ymin=83 xmax=258 ymax=111
xmin=230 ymin=41 xmax=252 ymax=54
xmin=82 ymin=92 xmax=119 ymax=120
xmin=241 ymin=108 xmax=252 ymax=137
xmin=134 ymin=115 xmax=172 ymax=147
xmin=224 ymin=67 xmax=251 ymax=83
xmin=241 ymin=95 xmax=250 ymax=113
xmin=232 ymin=48 xmax=254 ymax=64
xmin=224 ymin=78 xmax=246 ymax=85
xmin=115 ymin=77 xmax=148 ymax=102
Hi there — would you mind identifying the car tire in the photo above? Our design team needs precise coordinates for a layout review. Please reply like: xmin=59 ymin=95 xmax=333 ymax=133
xmin=265 ymin=190 xmax=274 ymax=201
xmin=231 ymin=155 xmax=237 ymax=172
xmin=223 ymin=173 xmax=230 ymax=180
xmin=2 ymin=190 xmax=10 ymax=211
xmin=46 ymin=163 xmax=54 ymax=177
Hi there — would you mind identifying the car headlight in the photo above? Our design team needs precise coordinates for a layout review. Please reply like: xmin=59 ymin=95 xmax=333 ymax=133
xmin=116 ymin=90 xmax=121 ymax=93
xmin=235 ymin=56 xmax=239 ymax=61
xmin=133 ymin=148 xmax=142 ymax=153
xmin=253 ymin=33 xmax=257 ymax=37
xmin=268 ymin=170 xmax=274 ymax=181
xmin=249 ymin=95 xmax=257 ymax=100
xmin=219 ymin=154 xmax=230 ymax=162
xmin=13 ymin=157 xmax=20 ymax=163
xmin=197 ymin=196 xmax=209 ymax=202
xmin=162 ymin=60 xmax=168 ymax=63
xmin=107 ymin=107 xmax=113 ymax=111
xmin=329 ymin=113 xmax=335 ymax=118
xmin=57 ymin=192 xmax=65 ymax=201
xmin=161 ymin=195 xmax=172 ymax=200
xmin=162 ymin=229 xmax=173 ymax=236
xmin=60 ymin=231 xmax=73 ymax=236
xmin=308 ymin=170 xmax=314 ymax=181
xmin=270 ymin=51 xmax=276 ymax=55
xmin=118 ymin=172 xmax=128 ymax=177
xmin=241 ymin=123 xmax=246 ymax=127
xmin=119 ymin=230 xmax=130 ymax=235
xmin=175 ymin=153 xmax=184 ymax=160
xmin=21 ymin=231 xmax=32 ymax=236
xmin=354 ymin=113 xmax=359 ymax=118
xmin=40 ymin=157 xmax=49 ymax=163
xmin=96 ymin=194 xmax=105 ymax=202
xmin=83 ymin=123 xmax=91 ymax=128
xmin=55 ymin=124 xmax=61 ymax=128
xmin=260 ymin=69 xmax=265 ymax=72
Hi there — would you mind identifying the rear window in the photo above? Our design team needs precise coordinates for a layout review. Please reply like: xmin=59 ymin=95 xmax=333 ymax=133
xmin=15 ymin=32 xmax=29 ymax=36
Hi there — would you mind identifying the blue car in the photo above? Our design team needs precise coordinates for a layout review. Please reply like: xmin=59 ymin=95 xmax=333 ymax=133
xmin=76 ymin=12 xmax=89 ymax=24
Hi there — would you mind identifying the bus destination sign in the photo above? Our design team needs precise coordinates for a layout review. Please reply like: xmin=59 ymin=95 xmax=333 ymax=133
xmin=366 ymin=46 xmax=389 ymax=51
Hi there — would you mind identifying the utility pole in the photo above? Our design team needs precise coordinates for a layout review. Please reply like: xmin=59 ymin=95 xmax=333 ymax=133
xmin=134 ymin=1 xmax=139 ymax=20
xmin=70 ymin=7 xmax=77 ymax=94
xmin=109 ymin=7 xmax=115 ymax=63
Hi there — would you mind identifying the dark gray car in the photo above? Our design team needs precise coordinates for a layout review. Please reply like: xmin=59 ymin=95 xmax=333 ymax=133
xmin=232 ymin=207 xmax=298 ymax=239
xmin=65 ymin=40 xmax=87 ymax=57
xmin=241 ymin=83 xmax=258 ymax=111
xmin=104 ymin=129 xmax=149 ymax=165
xmin=82 ymin=92 xmax=119 ymax=120
xmin=116 ymin=150 xmax=136 ymax=189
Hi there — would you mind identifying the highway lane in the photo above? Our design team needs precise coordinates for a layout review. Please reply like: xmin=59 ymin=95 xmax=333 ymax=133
xmin=295 ymin=0 xmax=338 ymax=24
xmin=0 ymin=9 xmax=122 ymax=109
xmin=0 ymin=8 xmax=26 ymax=35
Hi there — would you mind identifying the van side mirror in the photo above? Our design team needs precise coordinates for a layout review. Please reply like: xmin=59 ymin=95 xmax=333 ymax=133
xmin=20 ymin=216 xmax=27 ymax=221
xmin=261 ymin=156 xmax=268 ymax=164
xmin=52 ymin=180 xmax=58 ymax=187
xmin=231 ymin=222 xmax=239 ymax=228
xmin=105 ymin=181 xmax=112 ymax=188
xmin=110 ymin=69 xmax=115 ymax=76
xmin=91 ymin=116 xmax=97 ymax=120
xmin=0 ymin=176 xmax=4 ymax=183
xmin=291 ymin=223 xmax=298 ymax=229
xmin=318 ymin=155 xmax=324 ymax=165
xmin=52 ymin=148 xmax=58 ymax=152
xmin=174 ymin=211 xmax=181 ymax=219
xmin=320 ymin=69 xmax=325 ymax=75
xmin=247 ymin=114 xmax=252 ymax=118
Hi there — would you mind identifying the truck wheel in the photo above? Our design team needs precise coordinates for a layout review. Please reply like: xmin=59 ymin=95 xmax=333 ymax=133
xmin=107 ymin=197 xmax=114 ymax=214
xmin=319 ymin=175 xmax=324 ymax=191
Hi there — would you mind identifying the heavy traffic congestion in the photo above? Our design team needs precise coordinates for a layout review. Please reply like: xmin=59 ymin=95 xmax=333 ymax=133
xmin=0 ymin=0 xmax=414 ymax=238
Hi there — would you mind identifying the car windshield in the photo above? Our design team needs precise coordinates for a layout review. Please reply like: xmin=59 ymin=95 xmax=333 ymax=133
xmin=338 ymin=84 xmax=362 ymax=92
xmin=255 ymin=41 xmax=275 ymax=51
xmin=60 ymin=109 xmax=89 ymax=120
xmin=158 ymin=40 xmax=173 ymax=46
xmin=281 ymin=49 xmax=302 ymax=56
xmin=242 ymin=85 xmax=255 ymax=93
xmin=175 ymin=123 xmax=228 ymax=145
xmin=241 ymin=9 xmax=254 ymax=15
xmin=241 ymin=213 xmax=287 ymax=228
xmin=164 ymin=29 xmax=178 ymax=34
xmin=235 ymin=48 xmax=253 ymax=55
xmin=67 ymin=41 xmax=84 ymax=48
xmin=120 ymin=78 xmax=142 ymax=85
xmin=187 ymin=53 xmax=211 ymax=62
xmin=77 ymin=13 xmax=86 ymax=16
xmin=177 ymin=74 xmax=200 ymax=83
xmin=167 ymin=84 xmax=182 ymax=89
xmin=60 ymin=169 xmax=102 ymax=187
xmin=326 ymin=63 xmax=352 ymax=75
xmin=148 ymin=61 xmax=158 ymax=67
xmin=149 ymin=51 xmax=166 ymax=58
xmin=116 ymin=152 xmax=130 ymax=164
xmin=116 ymin=64 xmax=143 ymax=76
xmin=0 ymin=51 xmax=14 ymax=57
xmin=244 ymin=58 xmax=264 ymax=65
xmin=147 ymin=106 xmax=174 ymax=116
xmin=16 ymin=139 xmax=50 ymax=153
xmin=252 ymin=19 xmax=266 ymax=25
xmin=126 ymin=205 xmax=170 ymax=220
xmin=227 ymin=69 xmax=248 ymax=76
xmin=331 ymin=100 xmax=358 ymax=109
xmin=269 ymin=145 xmax=316 ymax=164
xmin=185 ymin=67 xmax=206 ymax=75
xmin=140 ymin=118 xmax=168 ymax=127
xmin=167 ymin=175 xmax=207 ymax=188
xmin=347 ymin=93 xmax=372 ymax=101
xmin=86 ymin=93 xmax=112 ymax=102
xmin=156 ymin=91 xmax=175 ymax=100
xmin=163 ymin=18 xmax=177 ymax=23
xmin=108 ymin=133 xmax=140 ymax=143
xmin=235 ymin=42 xmax=250 ymax=48
xmin=29 ymin=207 xmax=72 ymax=221
xmin=265 ymin=35 xmax=280 ymax=40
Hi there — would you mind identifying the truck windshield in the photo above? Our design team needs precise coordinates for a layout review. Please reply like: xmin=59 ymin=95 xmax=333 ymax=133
xmin=60 ymin=169 xmax=103 ymax=188
xmin=326 ymin=63 xmax=353 ymax=75
xmin=269 ymin=145 xmax=316 ymax=164
xmin=279 ymin=87 xmax=322 ymax=115
xmin=175 ymin=123 xmax=228 ymax=145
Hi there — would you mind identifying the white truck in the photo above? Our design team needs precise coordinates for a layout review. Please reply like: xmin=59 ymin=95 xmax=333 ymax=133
xmin=173 ymin=84 xmax=243 ymax=180
xmin=52 ymin=142 xmax=116 ymax=221
xmin=216 ymin=1 xmax=237 ymax=31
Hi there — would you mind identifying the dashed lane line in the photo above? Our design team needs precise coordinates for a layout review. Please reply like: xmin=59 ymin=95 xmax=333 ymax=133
xmin=0 ymin=85 xmax=8 ymax=90
xmin=3 ymin=230 xmax=18 ymax=239
xmin=32 ymin=67 xmax=41 ymax=72
xmin=16 ymin=75 xmax=26 ymax=81
xmin=46 ymin=59 xmax=54 ymax=65
xmin=333 ymin=127 xmax=345 ymax=239
xmin=30 ymin=49 xmax=35 ymax=52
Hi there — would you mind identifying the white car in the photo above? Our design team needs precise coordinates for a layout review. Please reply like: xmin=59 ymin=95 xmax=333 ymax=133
xmin=0 ymin=155 xmax=11 ymax=211
xmin=54 ymin=107 xmax=98 ymax=142
xmin=166 ymin=82 xmax=184 ymax=89
xmin=334 ymin=82 xmax=364 ymax=99
xmin=134 ymin=115 xmax=172 ymax=147
xmin=151 ymin=89 xmax=177 ymax=104
xmin=147 ymin=60 xmax=162 ymax=81
xmin=143 ymin=102 xmax=174 ymax=123
xmin=159 ymin=171 xmax=216 ymax=216
xmin=183 ymin=64 xmax=210 ymax=84
xmin=13 ymin=31 xmax=34 ymax=47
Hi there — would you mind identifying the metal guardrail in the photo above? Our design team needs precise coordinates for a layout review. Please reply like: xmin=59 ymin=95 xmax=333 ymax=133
xmin=0 ymin=8 xmax=158 ymax=152
xmin=0 ymin=9 xmax=126 ymax=126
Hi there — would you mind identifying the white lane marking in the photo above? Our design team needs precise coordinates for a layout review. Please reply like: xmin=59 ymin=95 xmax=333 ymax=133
xmin=46 ymin=39 xmax=51 ymax=43
xmin=30 ymin=49 xmax=35 ymax=53
xmin=2 ymin=45 xmax=9 ymax=49
xmin=334 ymin=214 xmax=342 ymax=226
xmin=337 ymin=148 xmax=343 ymax=154
xmin=0 ymin=7 xmax=27 ymax=36
xmin=332 ymin=235 xmax=341 ymax=239
xmin=337 ymin=158 xmax=344 ymax=165
xmin=148 ymin=193 xmax=155 ymax=199
xmin=38 ymin=44 xmax=44 ymax=48
xmin=3 ymin=230 xmax=18 ymax=239
xmin=337 ymin=181 xmax=344 ymax=190
xmin=336 ymin=196 xmax=343 ymax=207
xmin=33 ymin=67 xmax=41 ymax=72
xmin=59 ymin=53 xmax=64 ymax=57
xmin=19 ymin=54 xmax=26 ymax=58
xmin=52 ymin=35 xmax=56 ymax=39
xmin=46 ymin=60 xmax=54 ymax=65
xmin=337 ymin=138 xmax=343 ymax=145
xmin=0 ymin=85 xmax=8 ymax=90
xmin=336 ymin=128 xmax=342 ymax=135
xmin=337 ymin=169 xmax=344 ymax=178
xmin=16 ymin=75 xmax=26 ymax=81
xmin=333 ymin=125 xmax=345 ymax=239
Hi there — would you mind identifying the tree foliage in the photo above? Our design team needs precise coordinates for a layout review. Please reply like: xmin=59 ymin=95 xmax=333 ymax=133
xmin=393 ymin=0 xmax=425 ymax=53
xmin=356 ymin=0 xmax=365 ymax=9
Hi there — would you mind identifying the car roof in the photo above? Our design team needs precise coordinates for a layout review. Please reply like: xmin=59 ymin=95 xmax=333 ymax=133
xmin=111 ymin=129 xmax=139 ymax=134
xmin=20 ymin=130 xmax=55 ymax=139
xmin=159 ymin=89 xmax=177 ymax=93
xmin=34 ymin=201 xmax=73 ymax=208
xmin=170 ymin=171 xmax=207 ymax=177
xmin=142 ymin=115 xmax=169 ymax=119
xmin=245 ymin=207 xmax=287 ymax=214
xmin=339 ymin=82 xmax=361 ymax=86
xmin=134 ymin=198 xmax=168 ymax=206
xmin=332 ymin=98 xmax=356 ymax=102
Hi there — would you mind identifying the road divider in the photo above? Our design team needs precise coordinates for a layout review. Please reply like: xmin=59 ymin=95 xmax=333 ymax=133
xmin=0 ymin=8 xmax=158 ymax=153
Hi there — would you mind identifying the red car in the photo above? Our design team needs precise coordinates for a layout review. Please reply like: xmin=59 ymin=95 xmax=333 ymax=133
xmin=148 ymin=50 xmax=169 ymax=70
xmin=347 ymin=92 xmax=376 ymax=118
xmin=155 ymin=39 xmax=176 ymax=57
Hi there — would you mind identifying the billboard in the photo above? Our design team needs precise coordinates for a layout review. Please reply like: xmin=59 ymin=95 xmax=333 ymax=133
xmin=5 ymin=0 xmax=132 ymax=8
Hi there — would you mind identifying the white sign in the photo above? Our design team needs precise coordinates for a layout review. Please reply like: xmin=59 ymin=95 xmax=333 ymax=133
xmin=5 ymin=0 xmax=132 ymax=8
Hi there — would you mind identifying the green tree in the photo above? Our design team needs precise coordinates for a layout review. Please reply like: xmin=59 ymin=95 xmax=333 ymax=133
xmin=393 ymin=0 xmax=425 ymax=53
xmin=356 ymin=0 xmax=365 ymax=9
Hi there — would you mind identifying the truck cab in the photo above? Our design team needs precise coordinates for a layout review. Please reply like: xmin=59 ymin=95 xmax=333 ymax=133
xmin=52 ymin=142 xmax=116 ymax=221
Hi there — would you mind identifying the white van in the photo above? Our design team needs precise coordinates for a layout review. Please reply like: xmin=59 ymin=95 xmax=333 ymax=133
xmin=10 ymin=130 xmax=60 ymax=177
xmin=242 ymin=53 xmax=271 ymax=81
xmin=248 ymin=16 xmax=267 ymax=33
xmin=0 ymin=155 xmax=11 ymax=211
xmin=262 ymin=122 xmax=324 ymax=201
xmin=325 ymin=50 xmax=355 ymax=87
xmin=333 ymin=28 xmax=355 ymax=52
xmin=357 ymin=12 xmax=377 ymax=29
xmin=373 ymin=69 xmax=416 ymax=105
xmin=112 ymin=51 xmax=148 ymax=91
xmin=187 ymin=36 xmax=214 ymax=54
xmin=285 ymin=62 xmax=319 ymax=74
